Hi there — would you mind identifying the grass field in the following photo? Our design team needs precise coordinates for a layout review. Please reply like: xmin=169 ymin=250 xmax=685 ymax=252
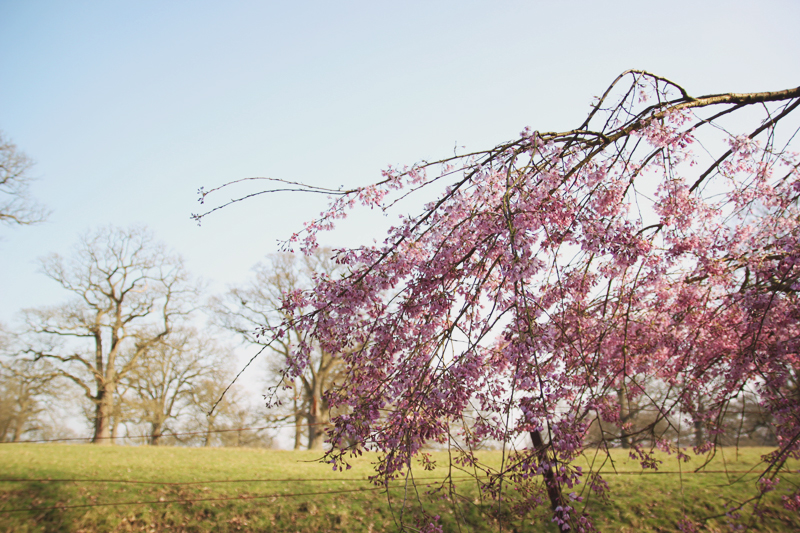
xmin=0 ymin=444 xmax=798 ymax=532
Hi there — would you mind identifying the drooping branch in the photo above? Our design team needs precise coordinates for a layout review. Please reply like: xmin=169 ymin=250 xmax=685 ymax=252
xmin=199 ymin=71 xmax=800 ymax=531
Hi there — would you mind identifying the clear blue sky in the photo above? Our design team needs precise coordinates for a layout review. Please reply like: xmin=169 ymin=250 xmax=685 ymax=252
xmin=1 ymin=0 xmax=798 ymax=326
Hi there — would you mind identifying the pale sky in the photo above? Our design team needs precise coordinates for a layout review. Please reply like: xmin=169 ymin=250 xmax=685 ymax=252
xmin=1 ymin=1 xmax=798 ymax=330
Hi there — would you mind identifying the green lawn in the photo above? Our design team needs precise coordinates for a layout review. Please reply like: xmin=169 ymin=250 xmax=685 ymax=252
xmin=0 ymin=444 xmax=797 ymax=532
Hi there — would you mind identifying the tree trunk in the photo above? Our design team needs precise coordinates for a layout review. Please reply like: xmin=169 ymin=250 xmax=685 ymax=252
xmin=0 ymin=418 xmax=10 ymax=442
xmin=530 ymin=430 xmax=571 ymax=528
xmin=693 ymin=418 xmax=705 ymax=447
xmin=10 ymin=396 xmax=30 ymax=442
xmin=618 ymin=385 xmax=631 ymax=449
xmin=11 ymin=414 xmax=25 ymax=443
xmin=204 ymin=421 xmax=213 ymax=447
xmin=307 ymin=389 xmax=329 ymax=450
xmin=150 ymin=421 xmax=163 ymax=446
xmin=294 ymin=414 xmax=304 ymax=450
xmin=93 ymin=387 xmax=114 ymax=444
xmin=111 ymin=415 xmax=120 ymax=445
xmin=293 ymin=385 xmax=303 ymax=450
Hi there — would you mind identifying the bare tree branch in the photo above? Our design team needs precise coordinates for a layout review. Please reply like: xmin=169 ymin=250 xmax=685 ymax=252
xmin=0 ymin=131 xmax=48 ymax=227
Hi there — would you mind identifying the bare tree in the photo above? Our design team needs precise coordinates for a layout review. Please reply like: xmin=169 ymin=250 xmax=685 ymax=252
xmin=125 ymin=328 xmax=227 ymax=445
xmin=0 ymin=359 xmax=62 ymax=442
xmin=183 ymin=373 xmax=271 ymax=448
xmin=0 ymin=131 xmax=47 ymax=227
xmin=212 ymin=249 xmax=346 ymax=449
xmin=0 ymin=323 xmax=72 ymax=442
xmin=21 ymin=226 xmax=199 ymax=444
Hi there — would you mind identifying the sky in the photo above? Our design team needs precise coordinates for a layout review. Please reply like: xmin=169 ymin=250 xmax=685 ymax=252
xmin=1 ymin=0 xmax=799 ymax=417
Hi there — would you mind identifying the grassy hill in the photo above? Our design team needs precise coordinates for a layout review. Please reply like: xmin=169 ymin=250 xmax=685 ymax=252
xmin=0 ymin=444 xmax=798 ymax=532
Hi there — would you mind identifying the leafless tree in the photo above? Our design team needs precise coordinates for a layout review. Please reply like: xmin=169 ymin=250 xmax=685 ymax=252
xmin=125 ymin=328 xmax=228 ymax=445
xmin=21 ymin=226 xmax=199 ymax=443
xmin=183 ymin=373 xmax=271 ymax=448
xmin=0 ymin=359 xmax=61 ymax=442
xmin=0 ymin=131 xmax=47 ymax=227
xmin=0 ymin=323 xmax=69 ymax=442
xmin=212 ymin=248 xmax=347 ymax=449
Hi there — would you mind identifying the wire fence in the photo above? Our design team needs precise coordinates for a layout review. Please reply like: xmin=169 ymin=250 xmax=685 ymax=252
xmin=2 ymin=468 xmax=794 ymax=516
xmin=0 ymin=474 xmax=485 ymax=515
xmin=0 ymin=485 xmax=388 ymax=515
xmin=1 ymin=455 xmax=797 ymax=518
xmin=0 ymin=404 xmax=779 ymax=445
xmin=0 ymin=420 xmax=328 ymax=444
xmin=0 ymin=411 xmax=793 ymax=520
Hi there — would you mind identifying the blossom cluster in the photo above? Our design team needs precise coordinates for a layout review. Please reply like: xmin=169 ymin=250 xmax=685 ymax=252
xmin=267 ymin=71 xmax=800 ymax=530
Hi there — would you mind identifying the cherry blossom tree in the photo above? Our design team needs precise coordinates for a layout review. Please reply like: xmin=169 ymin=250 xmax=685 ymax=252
xmin=197 ymin=71 xmax=800 ymax=531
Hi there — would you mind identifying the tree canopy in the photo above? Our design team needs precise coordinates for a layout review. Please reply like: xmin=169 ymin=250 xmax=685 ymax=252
xmin=0 ymin=131 xmax=48 ymax=228
xmin=212 ymin=249 xmax=347 ymax=450
xmin=22 ymin=226 xmax=199 ymax=444
xmin=199 ymin=70 xmax=800 ymax=531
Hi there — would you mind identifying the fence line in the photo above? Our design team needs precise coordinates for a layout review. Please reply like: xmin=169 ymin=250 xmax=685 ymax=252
xmin=0 ymin=476 xmax=373 ymax=485
xmin=1 ymin=469 xmax=794 ymax=488
xmin=0 ymin=420 xmax=331 ymax=444
xmin=0 ymin=475 xmax=475 ymax=486
xmin=0 ymin=485 xmax=389 ymax=514
xmin=1 ymin=469 xmax=797 ymax=515
xmin=1 ymin=406 xmax=778 ymax=445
